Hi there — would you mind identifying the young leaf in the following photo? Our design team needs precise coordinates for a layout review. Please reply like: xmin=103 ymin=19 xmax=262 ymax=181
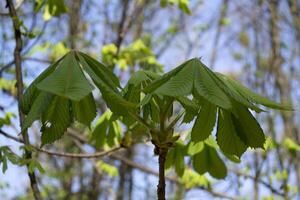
xmin=77 ymin=52 xmax=121 ymax=90
xmin=107 ymin=121 xmax=121 ymax=147
xmin=176 ymin=96 xmax=199 ymax=123
xmin=216 ymin=73 xmax=293 ymax=110
xmin=37 ymin=52 xmax=93 ymax=101
xmin=165 ymin=148 xmax=175 ymax=170
xmin=77 ymin=53 xmax=136 ymax=116
xmin=72 ymin=93 xmax=97 ymax=126
xmin=41 ymin=96 xmax=71 ymax=146
xmin=143 ymin=60 xmax=188 ymax=93
xmin=91 ymin=116 xmax=109 ymax=148
xmin=20 ymin=59 xmax=62 ymax=114
xmin=22 ymin=92 xmax=53 ymax=130
xmin=187 ymin=141 xmax=204 ymax=156
xmin=191 ymin=100 xmax=217 ymax=142
xmin=144 ymin=58 xmax=232 ymax=109
xmin=91 ymin=111 xmax=121 ymax=148
xmin=154 ymin=63 xmax=194 ymax=96
xmin=193 ymin=59 xmax=232 ymax=109
xmin=97 ymin=78 xmax=136 ymax=116
xmin=216 ymin=109 xmax=247 ymax=158
xmin=205 ymin=70 xmax=264 ymax=112
xmin=126 ymin=70 xmax=157 ymax=87
xmin=174 ymin=143 xmax=186 ymax=177
xmin=232 ymin=103 xmax=265 ymax=148
xmin=193 ymin=144 xmax=227 ymax=179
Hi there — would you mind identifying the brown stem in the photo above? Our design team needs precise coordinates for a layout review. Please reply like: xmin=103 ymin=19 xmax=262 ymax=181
xmin=6 ymin=1 xmax=42 ymax=199
xmin=115 ymin=0 xmax=129 ymax=53
xmin=69 ymin=0 xmax=82 ymax=49
xmin=157 ymin=148 xmax=168 ymax=200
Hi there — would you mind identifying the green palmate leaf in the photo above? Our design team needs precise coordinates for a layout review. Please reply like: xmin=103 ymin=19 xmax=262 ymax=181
xmin=154 ymin=63 xmax=194 ymax=96
xmin=22 ymin=92 xmax=53 ymax=131
xmin=216 ymin=109 xmax=247 ymax=157
xmin=77 ymin=52 xmax=120 ymax=90
xmin=123 ymin=70 xmax=158 ymax=121
xmin=176 ymin=96 xmax=199 ymax=111
xmin=193 ymin=144 xmax=227 ymax=179
xmin=123 ymin=74 xmax=155 ymax=120
xmin=37 ymin=52 xmax=93 ymax=101
xmin=143 ymin=60 xmax=187 ymax=93
xmin=191 ymin=100 xmax=217 ymax=142
xmin=41 ymin=96 xmax=71 ymax=146
xmin=205 ymin=71 xmax=264 ymax=112
xmin=193 ymin=59 xmax=232 ymax=109
xmin=216 ymin=73 xmax=292 ymax=110
xmin=97 ymin=78 xmax=136 ymax=116
xmin=20 ymin=59 xmax=62 ymax=114
xmin=77 ymin=53 xmax=136 ymax=116
xmin=72 ymin=93 xmax=97 ymax=126
xmin=144 ymin=58 xmax=232 ymax=109
xmin=232 ymin=103 xmax=265 ymax=148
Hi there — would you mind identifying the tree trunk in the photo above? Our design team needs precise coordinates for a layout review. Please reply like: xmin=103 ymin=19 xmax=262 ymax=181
xmin=157 ymin=149 xmax=168 ymax=200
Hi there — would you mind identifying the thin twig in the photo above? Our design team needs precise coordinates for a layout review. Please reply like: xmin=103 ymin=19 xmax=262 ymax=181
xmin=115 ymin=0 xmax=130 ymax=54
xmin=0 ymin=57 xmax=51 ymax=75
xmin=6 ymin=0 xmax=42 ymax=199
xmin=209 ymin=0 xmax=229 ymax=69
xmin=0 ymin=129 xmax=121 ymax=158
xmin=0 ymin=129 xmax=23 ymax=143
xmin=36 ymin=146 xmax=121 ymax=158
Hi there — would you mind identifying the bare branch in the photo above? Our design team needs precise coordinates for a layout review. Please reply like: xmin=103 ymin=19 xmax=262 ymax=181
xmin=5 ymin=0 xmax=42 ymax=199
xmin=0 ymin=129 xmax=121 ymax=158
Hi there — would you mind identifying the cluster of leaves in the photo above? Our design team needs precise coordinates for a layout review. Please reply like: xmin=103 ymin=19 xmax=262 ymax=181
xmin=35 ymin=0 xmax=68 ymax=21
xmin=20 ymin=51 xmax=135 ymax=146
xmin=160 ymin=0 xmax=191 ymax=14
xmin=0 ymin=78 xmax=17 ymax=96
xmin=28 ymin=42 xmax=70 ymax=61
xmin=95 ymin=160 xmax=119 ymax=177
xmin=142 ymin=58 xmax=291 ymax=178
xmin=179 ymin=168 xmax=210 ymax=189
xmin=0 ymin=113 xmax=15 ymax=128
xmin=0 ymin=146 xmax=44 ymax=174
xmin=21 ymin=50 xmax=291 ymax=180
xmin=102 ymin=39 xmax=162 ymax=72
xmin=0 ymin=77 xmax=17 ymax=96
xmin=90 ymin=111 xmax=122 ymax=148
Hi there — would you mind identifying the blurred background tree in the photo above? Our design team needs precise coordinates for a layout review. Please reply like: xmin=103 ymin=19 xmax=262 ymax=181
xmin=0 ymin=0 xmax=300 ymax=199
